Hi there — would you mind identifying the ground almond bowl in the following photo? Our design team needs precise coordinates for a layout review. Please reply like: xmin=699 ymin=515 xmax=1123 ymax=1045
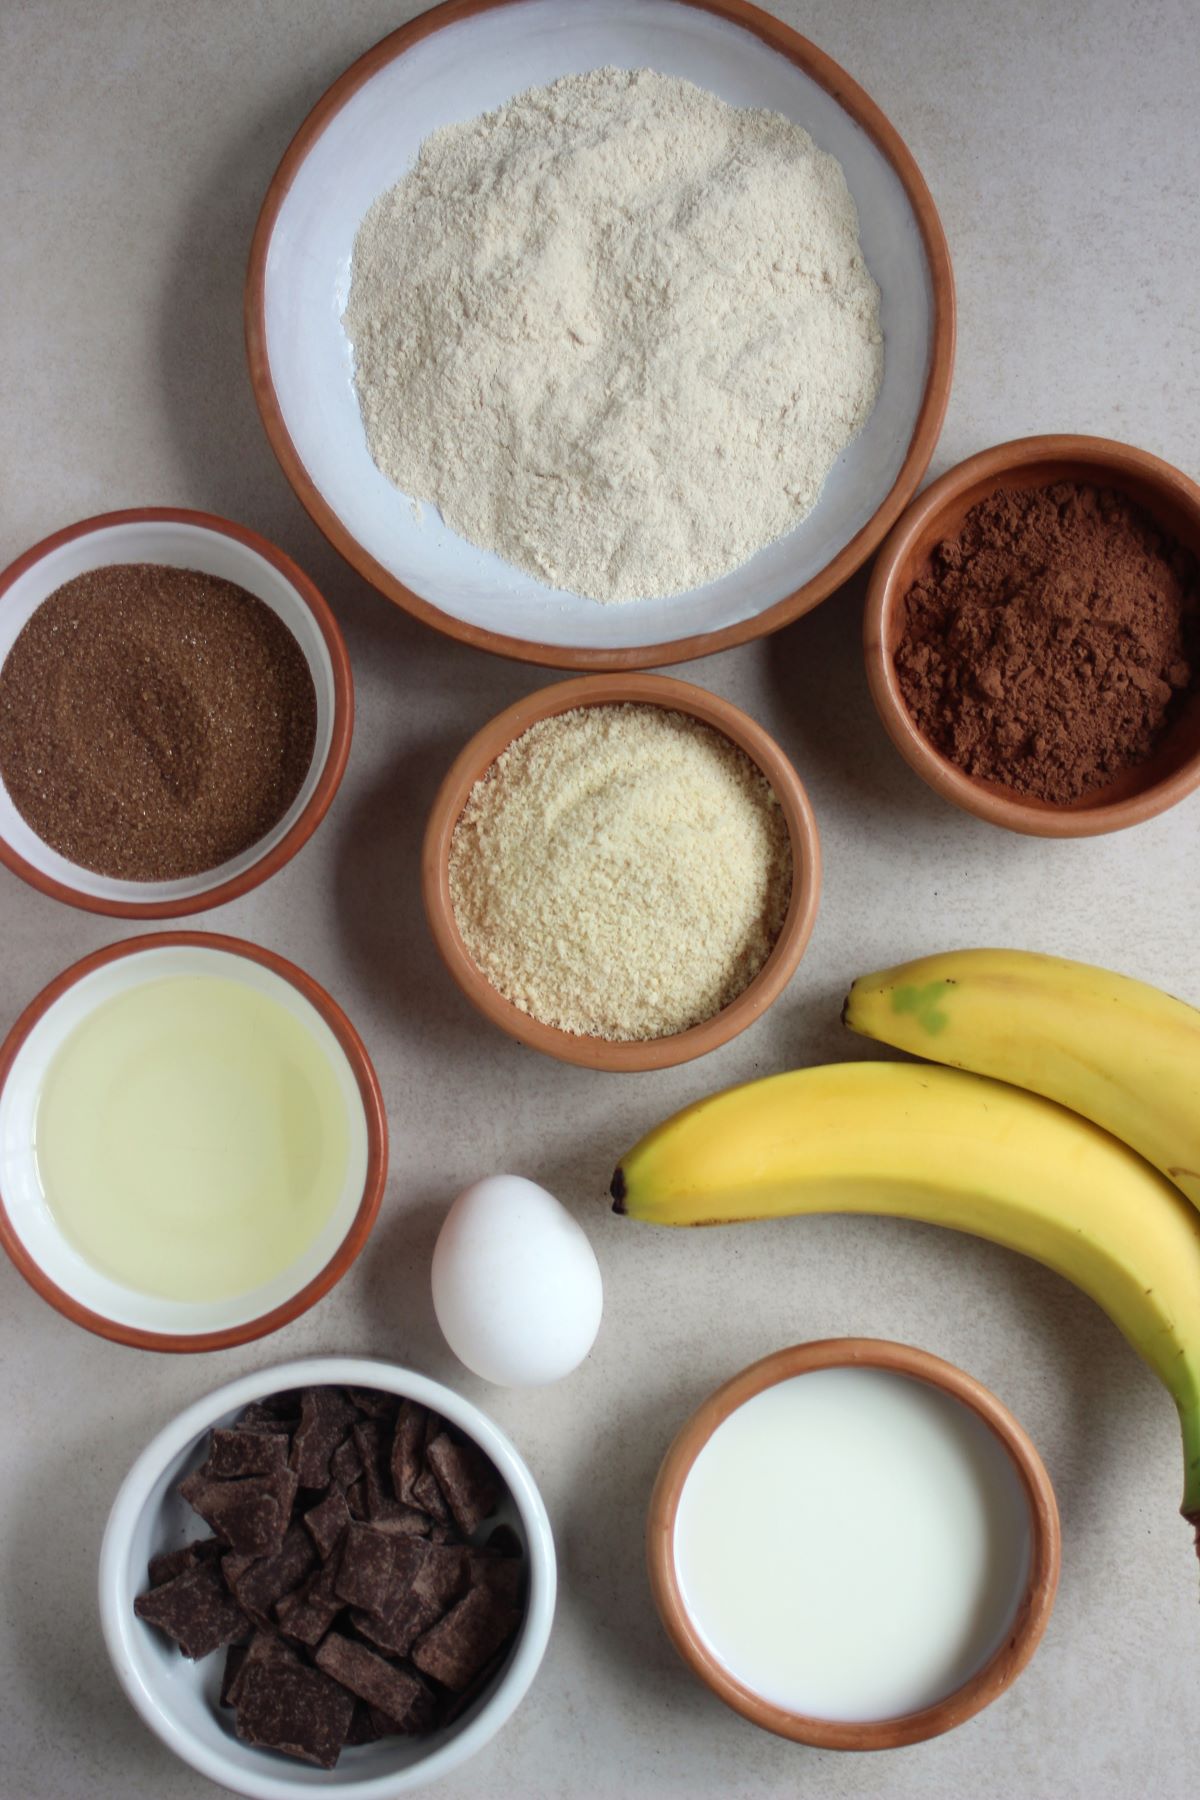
xmin=648 ymin=1340 xmax=1060 ymax=1751
xmin=864 ymin=435 xmax=1200 ymax=837
xmin=246 ymin=0 xmax=953 ymax=670
xmin=0 ymin=507 xmax=352 ymax=914
xmin=421 ymin=674 xmax=822 ymax=1072
xmin=99 ymin=1356 xmax=556 ymax=1800
xmin=0 ymin=933 xmax=386 ymax=1352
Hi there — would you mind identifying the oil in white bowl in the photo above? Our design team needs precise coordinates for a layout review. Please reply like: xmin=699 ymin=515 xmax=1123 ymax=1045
xmin=33 ymin=975 xmax=352 ymax=1302
xmin=673 ymin=1367 xmax=1032 ymax=1722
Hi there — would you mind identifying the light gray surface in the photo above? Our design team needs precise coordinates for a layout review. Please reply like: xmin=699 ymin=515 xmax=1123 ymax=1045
xmin=1 ymin=2 xmax=1198 ymax=1797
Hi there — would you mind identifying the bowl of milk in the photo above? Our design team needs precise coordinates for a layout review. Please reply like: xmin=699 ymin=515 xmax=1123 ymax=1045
xmin=0 ymin=933 xmax=387 ymax=1350
xmin=647 ymin=1338 xmax=1060 ymax=1749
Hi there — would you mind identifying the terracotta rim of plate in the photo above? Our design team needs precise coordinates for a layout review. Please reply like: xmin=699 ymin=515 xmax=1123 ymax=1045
xmin=244 ymin=0 xmax=956 ymax=671
xmin=864 ymin=434 xmax=1200 ymax=837
xmin=0 ymin=507 xmax=354 ymax=916
xmin=421 ymin=674 xmax=822 ymax=1071
xmin=0 ymin=932 xmax=388 ymax=1352
xmin=647 ymin=1338 xmax=1061 ymax=1751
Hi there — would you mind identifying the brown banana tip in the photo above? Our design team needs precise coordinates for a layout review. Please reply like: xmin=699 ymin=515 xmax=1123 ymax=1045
xmin=610 ymin=1168 xmax=627 ymax=1213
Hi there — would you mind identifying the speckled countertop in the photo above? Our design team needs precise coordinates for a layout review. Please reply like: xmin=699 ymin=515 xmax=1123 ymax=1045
xmin=2 ymin=3 xmax=1199 ymax=1796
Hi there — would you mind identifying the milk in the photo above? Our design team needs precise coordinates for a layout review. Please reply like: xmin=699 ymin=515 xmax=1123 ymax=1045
xmin=673 ymin=1367 xmax=1031 ymax=1721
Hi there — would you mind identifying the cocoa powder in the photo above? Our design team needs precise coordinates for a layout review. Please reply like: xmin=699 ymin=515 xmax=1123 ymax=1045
xmin=0 ymin=563 xmax=317 ymax=880
xmin=895 ymin=482 xmax=1199 ymax=804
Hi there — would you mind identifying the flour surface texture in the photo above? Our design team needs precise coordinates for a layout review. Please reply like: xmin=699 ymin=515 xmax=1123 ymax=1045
xmin=344 ymin=68 xmax=884 ymax=604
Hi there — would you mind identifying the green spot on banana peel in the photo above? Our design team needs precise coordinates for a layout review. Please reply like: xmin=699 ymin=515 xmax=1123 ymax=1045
xmin=891 ymin=980 xmax=955 ymax=1034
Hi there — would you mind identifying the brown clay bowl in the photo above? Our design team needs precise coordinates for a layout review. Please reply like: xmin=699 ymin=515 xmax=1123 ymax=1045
xmin=0 ymin=933 xmax=387 ymax=1352
xmin=647 ymin=1338 xmax=1061 ymax=1751
xmin=864 ymin=435 xmax=1200 ymax=837
xmin=246 ymin=0 xmax=954 ymax=671
xmin=0 ymin=507 xmax=353 ymax=916
xmin=421 ymin=675 xmax=821 ymax=1072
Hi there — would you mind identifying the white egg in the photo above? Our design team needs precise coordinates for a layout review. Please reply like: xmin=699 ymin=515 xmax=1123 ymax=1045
xmin=431 ymin=1174 xmax=603 ymax=1386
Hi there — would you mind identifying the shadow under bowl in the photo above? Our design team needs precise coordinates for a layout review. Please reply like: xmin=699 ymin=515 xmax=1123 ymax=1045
xmin=864 ymin=435 xmax=1200 ymax=837
xmin=420 ymin=673 xmax=822 ymax=1072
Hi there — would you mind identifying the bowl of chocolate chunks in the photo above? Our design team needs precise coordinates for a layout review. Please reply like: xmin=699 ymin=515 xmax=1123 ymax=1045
xmin=99 ymin=1358 xmax=556 ymax=1797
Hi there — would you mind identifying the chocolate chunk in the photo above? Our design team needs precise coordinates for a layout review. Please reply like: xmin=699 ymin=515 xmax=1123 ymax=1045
xmin=147 ymin=1535 xmax=222 ymax=1588
xmin=345 ymin=1701 xmax=385 ymax=1746
xmin=411 ymin=1542 xmax=469 ymax=1612
xmin=314 ymin=1633 xmax=428 ymax=1725
xmin=335 ymin=1523 xmax=397 ymax=1614
xmin=275 ymin=1561 xmax=343 ymax=1648
xmin=237 ymin=1395 xmax=300 ymax=1431
xmin=207 ymin=1428 xmax=289 ymax=1480
xmin=437 ymin=1650 xmax=506 ymax=1728
xmin=467 ymin=1549 xmax=523 ymax=1607
xmin=485 ymin=1523 xmax=523 ymax=1558
xmin=289 ymin=1388 xmax=358 ymax=1490
xmin=349 ymin=1590 xmax=441 ymax=1659
xmin=329 ymin=1433 xmax=363 ymax=1492
xmin=226 ymin=1524 xmax=316 ymax=1626
xmin=389 ymin=1400 xmax=428 ymax=1503
xmin=412 ymin=1583 xmax=520 ymax=1692
xmin=344 ymin=1387 xmax=399 ymax=1420
xmin=410 ymin=1466 xmax=452 ymax=1526
xmin=426 ymin=1433 xmax=501 ymax=1537
xmin=235 ymin=1660 xmax=355 ymax=1769
xmin=368 ymin=1498 xmax=430 ymax=1537
xmin=345 ymin=1477 xmax=369 ymax=1521
xmin=303 ymin=1488 xmax=351 ymax=1562
xmin=225 ymin=1629 xmax=300 ymax=1708
xmin=220 ymin=1643 xmax=247 ymax=1708
xmin=181 ymin=1474 xmax=285 ymax=1557
xmin=134 ymin=1559 xmax=249 ymax=1661
xmin=352 ymin=1419 xmax=391 ymax=1519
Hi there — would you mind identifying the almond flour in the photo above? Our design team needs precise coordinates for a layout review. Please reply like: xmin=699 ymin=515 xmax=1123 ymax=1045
xmin=447 ymin=705 xmax=793 ymax=1042
xmin=344 ymin=67 xmax=883 ymax=604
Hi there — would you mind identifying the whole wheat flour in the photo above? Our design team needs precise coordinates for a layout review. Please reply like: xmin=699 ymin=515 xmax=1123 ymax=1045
xmin=344 ymin=67 xmax=883 ymax=604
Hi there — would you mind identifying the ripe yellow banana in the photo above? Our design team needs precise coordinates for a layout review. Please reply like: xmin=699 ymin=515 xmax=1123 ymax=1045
xmin=610 ymin=1061 xmax=1200 ymax=1542
xmin=844 ymin=949 xmax=1200 ymax=1212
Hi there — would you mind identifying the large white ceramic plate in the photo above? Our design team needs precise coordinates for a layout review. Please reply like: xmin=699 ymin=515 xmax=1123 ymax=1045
xmin=248 ymin=0 xmax=954 ymax=667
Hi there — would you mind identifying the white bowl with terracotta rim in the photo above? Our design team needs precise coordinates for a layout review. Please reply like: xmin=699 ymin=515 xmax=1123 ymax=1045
xmin=421 ymin=673 xmax=821 ymax=1072
xmin=0 ymin=508 xmax=353 ymax=915
xmin=647 ymin=1339 xmax=1061 ymax=1751
xmin=245 ymin=0 xmax=954 ymax=670
xmin=99 ymin=1356 xmax=556 ymax=1798
xmin=0 ymin=932 xmax=387 ymax=1352
xmin=864 ymin=435 xmax=1200 ymax=837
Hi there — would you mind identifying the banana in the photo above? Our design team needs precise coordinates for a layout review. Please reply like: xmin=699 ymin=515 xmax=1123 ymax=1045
xmin=610 ymin=1061 xmax=1200 ymax=1542
xmin=844 ymin=949 xmax=1200 ymax=1212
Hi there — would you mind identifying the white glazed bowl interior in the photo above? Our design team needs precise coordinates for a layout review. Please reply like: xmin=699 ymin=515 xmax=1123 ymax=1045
xmin=0 ymin=516 xmax=338 ymax=907
xmin=262 ymin=0 xmax=936 ymax=652
xmin=99 ymin=1357 xmax=557 ymax=1799
xmin=0 ymin=943 xmax=369 ymax=1338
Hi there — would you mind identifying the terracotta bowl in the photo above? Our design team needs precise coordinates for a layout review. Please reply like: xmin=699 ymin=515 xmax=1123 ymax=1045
xmin=421 ymin=674 xmax=821 ymax=1072
xmin=647 ymin=1339 xmax=1060 ymax=1751
xmin=0 ymin=933 xmax=387 ymax=1352
xmin=246 ymin=0 xmax=953 ymax=670
xmin=0 ymin=508 xmax=353 ymax=914
xmin=864 ymin=435 xmax=1200 ymax=837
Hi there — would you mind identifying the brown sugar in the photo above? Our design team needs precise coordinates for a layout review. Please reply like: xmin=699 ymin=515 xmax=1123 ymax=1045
xmin=894 ymin=483 xmax=1199 ymax=804
xmin=0 ymin=563 xmax=317 ymax=880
